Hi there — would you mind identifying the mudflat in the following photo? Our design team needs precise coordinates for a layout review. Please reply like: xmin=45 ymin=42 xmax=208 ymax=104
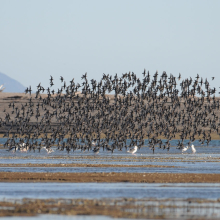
xmin=0 ymin=172 xmax=219 ymax=183
xmin=1 ymin=197 xmax=218 ymax=219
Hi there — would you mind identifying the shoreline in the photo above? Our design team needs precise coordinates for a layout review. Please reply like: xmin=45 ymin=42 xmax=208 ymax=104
xmin=0 ymin=163 xmax=178 ymax=168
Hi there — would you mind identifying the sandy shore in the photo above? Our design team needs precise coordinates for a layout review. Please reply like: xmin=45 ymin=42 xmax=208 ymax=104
xmin=0 ymin=172 xmax=220 ymax=183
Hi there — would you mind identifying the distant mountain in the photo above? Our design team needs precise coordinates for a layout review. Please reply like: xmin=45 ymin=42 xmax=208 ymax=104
xmin=0 ymin=72 xmax=26 ymax=93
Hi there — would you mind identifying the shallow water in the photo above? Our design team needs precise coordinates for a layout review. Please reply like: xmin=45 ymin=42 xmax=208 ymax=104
xmin=0 ymin=162 xmax=219 ymax=174
xmin=1 ymin=145 xmax=220 ymax=156
xmin=1 ymin=138 xmax=220 ymax=220
xmin=1 ymin=138 xmax=220 ymax=156
xmin=1 ymin=138 xmax=220 ymax=147
xmin=0 ymin=182 xmax=220 ymax=200
xmin=0 ymin=144 xmax=219 ymax=174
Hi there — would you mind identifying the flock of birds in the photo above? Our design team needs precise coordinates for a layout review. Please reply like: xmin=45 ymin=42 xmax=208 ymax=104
xmin=2 ymin=70 xmax=219 ymax=155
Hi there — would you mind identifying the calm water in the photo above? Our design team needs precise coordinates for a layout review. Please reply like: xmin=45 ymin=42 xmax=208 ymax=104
xmin=0 ymin=163 xmax=219 ymax=174
xmin=0 ymin=182 xmax=220 ymax=200
xmin=0 ymin=141 xmax=219 ymax=174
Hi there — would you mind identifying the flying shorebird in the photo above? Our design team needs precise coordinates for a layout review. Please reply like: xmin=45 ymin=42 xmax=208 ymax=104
xmin=42 ymin=147 xmax=54 ymax=154
xmin=2 ymin=70 xmax=219 ymax=155
xmin=93 ymin=147 xmax=100 ymax=154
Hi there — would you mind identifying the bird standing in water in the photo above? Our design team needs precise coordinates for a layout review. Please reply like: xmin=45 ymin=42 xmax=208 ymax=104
xmin=182 ymin=146 xmax=188 ymax=153
xmin=191 ymin=145 xmax=196 ymax=154
xmin=127 ymin=146 xmax=138 ymax=155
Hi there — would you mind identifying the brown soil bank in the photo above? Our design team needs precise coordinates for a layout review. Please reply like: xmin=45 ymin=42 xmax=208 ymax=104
xmin=0 ymin=172 xmax=220 ymax=183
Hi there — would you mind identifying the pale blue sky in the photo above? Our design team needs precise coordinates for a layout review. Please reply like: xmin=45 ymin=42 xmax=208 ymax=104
xmin=0 ymin=0 xmax=219 ymax=92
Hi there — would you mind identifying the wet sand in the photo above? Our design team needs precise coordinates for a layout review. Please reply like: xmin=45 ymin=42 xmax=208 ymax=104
xmin=0 ymin=172 xmax=220 ymax=183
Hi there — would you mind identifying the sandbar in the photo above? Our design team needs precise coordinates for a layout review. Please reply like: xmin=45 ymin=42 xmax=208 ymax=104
xmin=0 ymin=172 xmax=219 ymax=183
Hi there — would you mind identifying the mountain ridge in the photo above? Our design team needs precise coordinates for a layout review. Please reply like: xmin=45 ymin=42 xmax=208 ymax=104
xmin=0 ymin=72 xmax=26 ymax=93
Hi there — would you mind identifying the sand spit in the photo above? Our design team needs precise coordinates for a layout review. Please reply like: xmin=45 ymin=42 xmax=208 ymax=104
xmin=0 ymin=172 xmax=220 ymax=183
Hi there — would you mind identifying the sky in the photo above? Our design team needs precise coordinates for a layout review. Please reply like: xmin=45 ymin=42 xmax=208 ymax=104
xmin=0 ymin=0 xmax=220 ymax=93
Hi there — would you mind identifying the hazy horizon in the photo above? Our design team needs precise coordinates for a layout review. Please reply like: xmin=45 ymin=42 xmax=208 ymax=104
xmin=0 ymin=0 xmax=219 ymax=94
